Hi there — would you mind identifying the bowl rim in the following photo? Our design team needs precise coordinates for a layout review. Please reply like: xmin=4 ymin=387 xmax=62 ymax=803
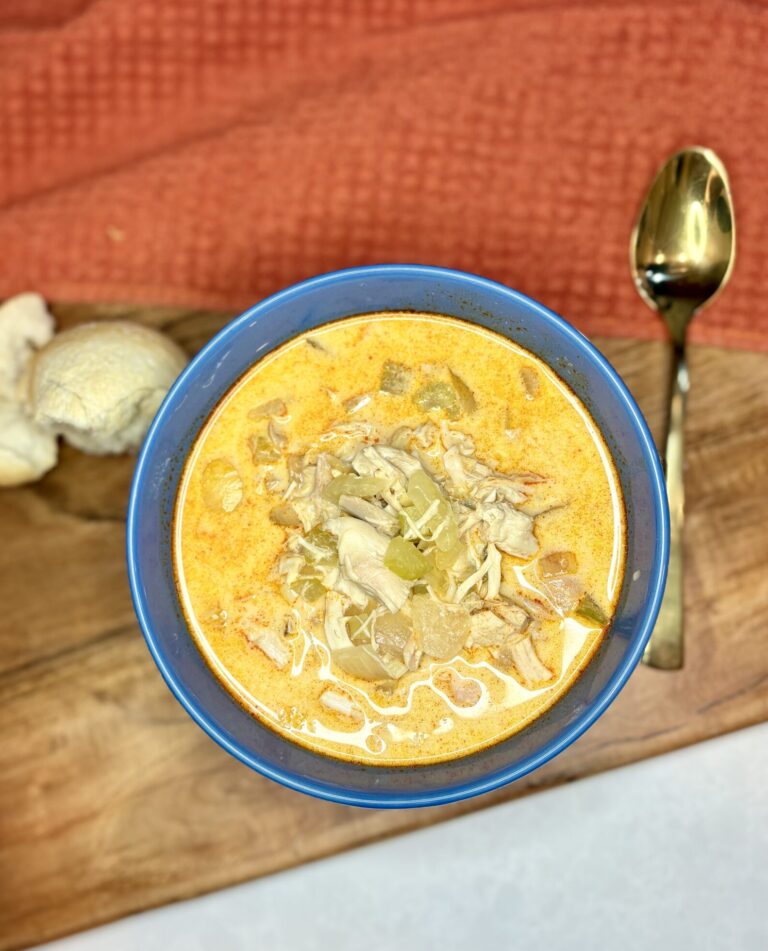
xmin=127 ymin=264 xmax=669 ymax=808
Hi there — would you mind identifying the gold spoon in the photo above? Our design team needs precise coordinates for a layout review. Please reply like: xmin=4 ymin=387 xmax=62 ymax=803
xmin=630 ymin=147 xmax=735 ymax=670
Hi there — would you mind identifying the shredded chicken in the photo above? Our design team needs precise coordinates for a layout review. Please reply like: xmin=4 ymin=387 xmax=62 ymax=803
xmin=473 ymin=473 xmax=531 ymax=505
xmin=439 ymin=421 xmax=474 ymax=451
xmin=442 ymin=445 xmax=492 ymax=494
xmin=338 ymin=494 xmax=399 ymax=535
xmin=290 ymin=460 xmax=338 ymax=530
xmin=499 ymin=582 xmax=556 ymax=621
xmin=328 ymin=570 xmax=370 ymax=608
xmin=411 ymin=422 xmax=438 ymax=448
xmin=249 ymin=398 xmax=287 ymax=419
xmin=324 ymin=591 xmax=352 ymax=650
xmin=403 ymin=635 xmax=422 ymax=671
xmin=245 ymin=624 xmax=291 ymax=670
xmin=343 ymin=393 xmax=372 ymax=414
xmin=520 ymin=366 xmax=540 ymax=399
xmin=350 ymin=445 xmax=403 ymax=483
xmin=319 ymin=688 xmax=363 ymax=722
xmin=326 ymin=516 xmax=410 ymax=613
xmin=271 ymin=408 xmax=563 ymax=687
xmin=504 ymin=635 xmax=553 ymax=686
xmin=541 ymin=574 xmax=584 ymax=613
xmin=469 ymin=610 xmax=509 ymax=647
xmin=314 ymin=453 xmax=334 ymax=493
xmin=376 ymin=445 xmax=425 ymax=478
xmin=267 ymin=418 xmax=288 ymax=451
xmin=477 ymin=502 xmax=538 ymax=557
xmin=469 ymin=602 xmax=529 ymax=648
xmin=454 ymin=543 xmax=501 ymax=602
xmin=436 ymin=668 xmax=482 ymax=707
xmin=321 ymin=421 xmax=374 ymax=440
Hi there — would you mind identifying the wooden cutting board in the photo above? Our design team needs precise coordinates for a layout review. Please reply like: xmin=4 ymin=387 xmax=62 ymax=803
xmin=2 ymin=303 xmax=767 ymax=950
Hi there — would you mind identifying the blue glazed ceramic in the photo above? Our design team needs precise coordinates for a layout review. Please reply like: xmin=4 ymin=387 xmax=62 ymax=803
xmin=127 ymin=265 xmax=668 ymax=808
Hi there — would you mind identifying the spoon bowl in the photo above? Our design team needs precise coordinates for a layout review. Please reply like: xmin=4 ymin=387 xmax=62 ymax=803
xmin=631 ymin=147 xmax=735 ymax=342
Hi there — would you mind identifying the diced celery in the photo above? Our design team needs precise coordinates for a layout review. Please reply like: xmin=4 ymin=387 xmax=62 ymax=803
xmin=407 ymin=469 xmax=443 ymax=513
xmin=424 ymin=566 xmax=451 ymax=599
xmin=411 ymin=594 xmax=470 ymax=660
xmin=250 ymin=434 xmax=279 ymax=464
xmin=302 ymin=527 xmax=338 ymax=564
xmin=431 ymin=502 xmax=459 ymax=552
xmin=248 ymin=399 xmax=287 ymax=419
xmin=373 ymin=612 xmax=413 ymax=659
xmin=380 ymin=361 xmax=412 ymax=395
xmin=405 ymin=470 xmax=458 ymax=551
xmin=347 ymin=614 xmax=372 ymax=645
xmin=413 ymin=381 xmax=460 ymax=419
xmin=323 ymin=473 xmax=388 ymax=503
xmin=448 ymin=370 xmax=477 ymax=414
xmin=434 ymin=540 xmax=464 ymax=570
xmin=575 ymin=593 xmax=608 ymax=626
xmin=202 ymin=459 xmax=243 ymax=513
xmin=289 ymin=576 xmax=326 ymax=602
xmin=384 ymin=536 xmax=429 ymax=580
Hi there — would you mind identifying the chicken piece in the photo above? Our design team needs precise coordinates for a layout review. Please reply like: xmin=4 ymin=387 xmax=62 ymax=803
xmin=338 ymin=494 xmax=399 ymax=535
xmin=323 ymin=590 xmax=352 ymax=650
xmin=244 ymin=616 xmax=291 ymax=670
xmin=473 ymin=473 xmax=536 ymax=505
xmin=495 ymin=635 xmax=553 ymax=687
xmin=319 ymin=688 xmax=363 ymax=723
xmin=476 ymin=501 xmax=538 ymax=558
xmin=325 ymin=516 xmax=410 ymax=613
xmin=435 ymin=668 xmax=482 ymax=707
xmin=375 ymin=445 xmax=425 ymax=478
xmin=328 ymin=570 xmax=370 ymax=608
xmin=469 ymin=610 xmax=508 ymax=647
xmin=350 ymin=445 xmax=404 ymax=484
xmin=454 ymin=543 xmax=502 ymax=602
xmin=442 ymin=445 xmax=492 ymax=494
xmin=520 ymin=366 xmax=540 ymax=399
xmin=469 ymin=602 xmax=529 ymax=648
xmin=542 ymin=575 xmax=584 ymax=613
xmin=291 ymin=464 xmax=338 ymax=530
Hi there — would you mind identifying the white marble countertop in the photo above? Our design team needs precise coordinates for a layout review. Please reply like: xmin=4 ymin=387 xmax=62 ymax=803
xmin=39 ymin=724 xmax=767 ymax=951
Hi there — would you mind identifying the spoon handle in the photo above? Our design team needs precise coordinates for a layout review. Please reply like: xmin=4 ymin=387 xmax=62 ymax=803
xmin=644 ymin=341 xmax=688 ymax=669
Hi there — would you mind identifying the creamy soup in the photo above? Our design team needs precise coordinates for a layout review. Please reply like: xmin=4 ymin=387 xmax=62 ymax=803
xmin=174 ymin=313 xmax=626 ymax=766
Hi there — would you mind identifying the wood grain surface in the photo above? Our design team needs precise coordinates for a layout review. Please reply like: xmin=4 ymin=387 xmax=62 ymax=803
xmin=2 ymin=304 xmax=767 ymax=950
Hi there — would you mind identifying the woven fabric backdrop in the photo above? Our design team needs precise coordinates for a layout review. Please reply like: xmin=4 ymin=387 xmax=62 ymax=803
xmin=0 ymin=0 xmax=766 ymax=349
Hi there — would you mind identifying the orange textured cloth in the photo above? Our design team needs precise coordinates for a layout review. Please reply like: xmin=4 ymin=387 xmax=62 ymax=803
xmin=0 ymin=0 xmax=766 ymax=349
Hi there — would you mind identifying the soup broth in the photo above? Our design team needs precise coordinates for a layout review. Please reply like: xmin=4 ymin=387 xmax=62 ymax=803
xmin=174 ymin=313 xmax=625 ymax=766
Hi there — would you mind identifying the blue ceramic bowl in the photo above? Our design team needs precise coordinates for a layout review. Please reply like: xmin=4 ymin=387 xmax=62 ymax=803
xmin=127 ymin=265 xmax=668 ymax=808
